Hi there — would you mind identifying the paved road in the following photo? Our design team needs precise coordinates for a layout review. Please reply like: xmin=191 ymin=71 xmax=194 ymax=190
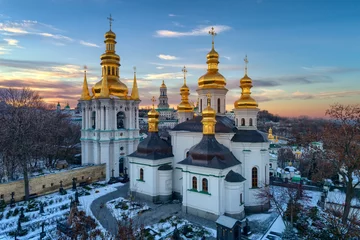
xmin=90 ymin=183 xmax=129 ymax=236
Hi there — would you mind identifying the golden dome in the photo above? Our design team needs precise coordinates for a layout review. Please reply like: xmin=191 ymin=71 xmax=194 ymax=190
xmin=201 ymin=93 xmax=217 ymax=135
xmin=268 ymin=127 xmax=274 ymax=140
xmin=160 ymin=80 xmax=166 ymax=88
xmin=177 ymin=66 xmax=194 ymax=112
xmin=92 ymin=25 xmax=128 ymax=99
xmin=234 ymin=56 xmax=258 ymax=109
xmin=148 ymin=96 xmax=160 ymax=132
xmin=92 ymin=77 xmax=128 ymax=98
xmin=198 ymin=29 xmax=226 ymax=89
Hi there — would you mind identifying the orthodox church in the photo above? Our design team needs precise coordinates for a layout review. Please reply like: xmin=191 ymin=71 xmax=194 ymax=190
xmin=79 ymin=22 xmax=270 ymax=221
xmin=128 ymin=27 xmax=270 ymax=220
xmin=79 ymin=19 xmax=141 ymax=180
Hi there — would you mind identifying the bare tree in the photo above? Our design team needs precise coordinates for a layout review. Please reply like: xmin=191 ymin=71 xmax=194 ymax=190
xmin=321 ymin=103 xmax=360 ymax=224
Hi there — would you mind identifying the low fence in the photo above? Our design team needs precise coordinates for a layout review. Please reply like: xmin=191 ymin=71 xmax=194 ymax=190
xmin=0 ymin=164 xmax=106 ymax=202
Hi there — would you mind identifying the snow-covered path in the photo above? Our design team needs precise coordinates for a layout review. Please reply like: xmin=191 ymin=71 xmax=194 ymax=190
xmin=90 ymin=182 xmax=129 ymax=236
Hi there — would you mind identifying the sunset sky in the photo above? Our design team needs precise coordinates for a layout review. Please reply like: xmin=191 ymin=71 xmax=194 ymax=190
xmin=0 ymin=0 xmax=359 ymax=117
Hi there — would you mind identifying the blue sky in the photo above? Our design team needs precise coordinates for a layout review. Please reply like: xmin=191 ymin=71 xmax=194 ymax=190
xmin=0 ymin=0 xmax=359 ymax=117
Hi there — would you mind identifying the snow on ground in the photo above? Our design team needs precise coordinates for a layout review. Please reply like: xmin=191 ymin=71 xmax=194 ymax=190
xmin=0 ymin=182 xmax=123 ymax=240
xmin=106 ymin=196 xmax=149 ymax=221
xmin=327 ymin=189 xmax=360 ymax=206
xmin=263 ymin=215 xmax=286 ymax=240
xmin=145 ymin=216 xmax=216 ymax=240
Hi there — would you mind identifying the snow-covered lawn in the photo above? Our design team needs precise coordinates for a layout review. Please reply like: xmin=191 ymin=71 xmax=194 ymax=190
xmin=327 ymin=189 xmax=360 ymax=206
xmin=0 ymin=181 xmax=123 ymax=240
xmin=144 ymin=216 xmax=216 ymax=240
xmin=106 ymin=197 xmax=149 ymax=221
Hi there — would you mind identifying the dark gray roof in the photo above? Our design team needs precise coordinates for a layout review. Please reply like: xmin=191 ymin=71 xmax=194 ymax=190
xmin=128 ymin=132 xmax=174 ymax=160
xmin=178 ymin=135 xmax=240 ymax=169
xmin=158 ymin=164 xmax=172 ymax=170
xmin=225 ymin=170 xmax=246 ymax=182
xmin=231 ymin=129 xmax=268 ymax=143
xmin=172 ymin=115 xmax=236 ymax=133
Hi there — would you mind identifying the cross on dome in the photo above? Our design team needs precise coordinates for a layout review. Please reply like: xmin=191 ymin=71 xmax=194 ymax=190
xmin=208 ymin=27 xmax=217 ymax=44
xmin=151 ymin=96 xmax=156 ymax=109
xmin=244 ymin=55 xmax=249 ymax=75
xmin=107 ymin=14 xmax=114 ymax=30
xmin=182 ymin=66 xmax=187 ymax=84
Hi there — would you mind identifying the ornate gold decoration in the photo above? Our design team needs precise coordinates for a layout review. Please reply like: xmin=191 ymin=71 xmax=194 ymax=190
xmin=268 ymin=127 xmax=274 ymax=140
xmin=148 ymin=96 xmax=160 ymax=132
xmin=234 ymin=55 xmax=258 ymax=109
xmin=201 ymin=92 xmax=217 ymax=135
xmin=92 ymin=16 xmax=128 ymax=99
xmin=177 ymin=66 xmax=193 ymax=113
xmin=160 ymin=80 xmax=166 ymax=88
xmin=131 ymin=66 xmax=140 ymax=100
xmin=198 ymin=27 xmax=226 ymax=89
xmin=80 ymin=65 xmax=92 ymax=100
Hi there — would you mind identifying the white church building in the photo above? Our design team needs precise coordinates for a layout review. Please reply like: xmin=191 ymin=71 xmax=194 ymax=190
xmin=80 ymin=24 xmax=270 ymax=221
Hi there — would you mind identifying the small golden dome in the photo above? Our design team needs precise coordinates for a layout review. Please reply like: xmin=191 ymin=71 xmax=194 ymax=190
xmin=92 ymin=78 xmax=128 ymax=98
xmin=160 ymin=80 xmax=166 ymax=88
xmin=201 ymin=93 xmax=217 ymax=135
xmin=198 ymin=44 xmax=226 ymax=89
xmin=148 ymin=96 xmax=160 ymax=132
xmin=148 ymin=108 xmax=160 ymax=119
xmin=105 ymin=30 xmax=116 ymax=39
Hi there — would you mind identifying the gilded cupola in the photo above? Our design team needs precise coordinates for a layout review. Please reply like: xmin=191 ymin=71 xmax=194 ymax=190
xmin=177 ymin=66 xmax=193 ymax=113
xmin=234 ymin=55 xmax=258 ymax=109
xmin=201 ymin=93 xmax=217 ymax=135
xmin=148 ymin=96 xmax=160 ymax=132
xmin=268 ymin=127 xmax=274 ymax=140
xmin=198 ymin=27 xmax=226 ymax=89
xmin=160 ymin=80 xmax=167 ymax=88
xmin=92 ymin=15 xmax=128 ymax=99
xmin=80 ymin=65 xmax=92 ymax=100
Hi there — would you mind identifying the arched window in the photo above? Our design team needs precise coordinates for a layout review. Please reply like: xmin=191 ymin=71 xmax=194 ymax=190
xmin=269 ymin=163 xmax=273 ymax=169
xmin=249 ymin=118 xmax=253 ymax=126
xmin=140 ymin=168 xmax=144 ymax=181
xmin=91 ymin=111 xmax=96 ymax=129
xmin=241 ymin=118 xmax=245 ymax=126
xmin=202 ymin=178 xmax=208 ymax=192
xmin=186 ymin=151 xmax=189 ymax=158
xmin=192 ymin=176 xmax=197 ymax=190
xmin=117 ymin=111 xmax=125 ymax=129
xmin=252 ymin=167 xmax=258 ymax=188
xmin=200 ymin=99 xmax=203 ymax=112
xmin=107 ymin=67 xmax=110 ymax=75
xmin=217 ymin=98 xmax=221 ymax=113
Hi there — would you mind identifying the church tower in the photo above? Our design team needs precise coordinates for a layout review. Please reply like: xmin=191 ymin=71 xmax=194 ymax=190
xmin=177 ymin=66 xmax=194 ymax=123
xmin=233 ymin=55 xmax=259 ymax=129
xmin=197 ymin=27 xmax=228 ymax=115
xmin=158 ymin=80 xmax=169 ymax=109
xmin=79 ymin=15 xmax=141 ymax=181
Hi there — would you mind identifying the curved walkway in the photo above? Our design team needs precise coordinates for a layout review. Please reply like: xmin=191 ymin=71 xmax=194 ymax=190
xmin=90 ymin=183 xmax=129 ymax=236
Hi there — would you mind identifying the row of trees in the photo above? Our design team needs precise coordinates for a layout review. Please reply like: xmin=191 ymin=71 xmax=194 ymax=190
xmin=0 ymin=88 xmax=81 ymax=200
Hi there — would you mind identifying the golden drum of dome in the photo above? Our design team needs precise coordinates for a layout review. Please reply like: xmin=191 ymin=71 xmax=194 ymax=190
xmin=92 ymin=26 xmax=128 ymax=99
xmin=198 ymin=28 xmax=226 ymax=89
xmin=160 ymin=80 xmax=166 ymax=88
xmin=148 ymin=96 xmax=160 ymax=132
xmin=177 ymin=66 xmax=193 ymax=112
xmin=234 ymin=56 xmax=258 ymax=109
xmin=201 ymin=93 xmax=217 ymax=135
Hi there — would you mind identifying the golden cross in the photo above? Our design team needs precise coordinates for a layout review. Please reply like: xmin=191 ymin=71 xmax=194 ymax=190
xmin=208 ymin=27 xmax=217 ymax=45
xmin=182 ymin=66 xmax=187 ymax=84
xmin=151 ymin=96 xmax=156 ymax=109
xmin=206 ymin=92 xmax=212 ymax=106
xmin=107 ymin=14 xmax=114 ymax=30
xmin=133 ymin=66 xmax=136 ymax=73
xmin=244 ymin=55 xmax=248 ymax=75
xmin=84 ymin=65 xmax=87 ymax=72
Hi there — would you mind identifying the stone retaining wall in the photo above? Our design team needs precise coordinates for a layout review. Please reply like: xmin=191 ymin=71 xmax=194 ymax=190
xmin=0 ymin=164 xmax=106 ymax=202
